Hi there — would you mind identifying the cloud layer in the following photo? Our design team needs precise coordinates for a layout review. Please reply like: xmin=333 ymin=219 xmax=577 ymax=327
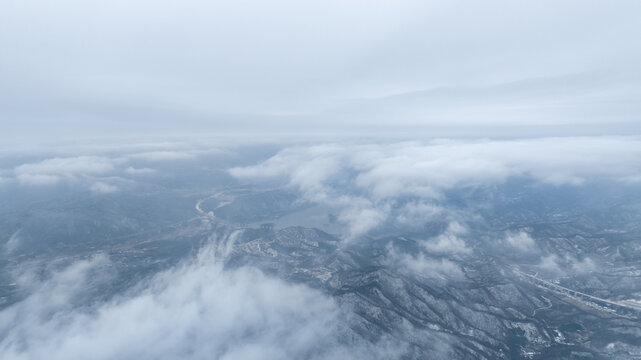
xmin=14 ymin=156 xmax=116 ymax=185
xmin=230 ymin=137 xmax=641 ymax=237
xmin=1 ymin=0 xmax=640 ymax=139
xmin=0 ymin=139 xmax=228 ymax=192
xmin=0 ymin=242 xmax=403 ymax=360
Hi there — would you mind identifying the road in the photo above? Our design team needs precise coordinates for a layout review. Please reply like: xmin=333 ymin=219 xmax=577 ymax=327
xmin=513 ymin=267 xmax=641 ymax=314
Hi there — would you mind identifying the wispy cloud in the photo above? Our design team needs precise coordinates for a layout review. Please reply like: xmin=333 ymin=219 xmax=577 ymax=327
xmin=504 ymin=231 xmax=537 ymax=252
xmin=423 ymin=222 xmax=470 ymax=255
xmin=536 ymin=254 xmax=597 ymax=277
xmin=387 ymin=244 xmax=464 ymax=281
xmin=14 ymin=156 xmax=116 ymax=186
xmin=90 ymin=182 xmax=118 ymax=194
xmin=123 ymin=167 xmax=156 ymax=175
xmin=4 ymin=230 xmax=22 ymax=255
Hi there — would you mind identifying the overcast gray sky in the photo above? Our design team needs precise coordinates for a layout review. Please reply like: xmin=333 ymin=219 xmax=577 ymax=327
xmin=1 ymin=0 xmax=640 ymax=140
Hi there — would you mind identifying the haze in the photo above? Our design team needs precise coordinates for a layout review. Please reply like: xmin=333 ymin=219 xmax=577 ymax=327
xmin=2 ymin=0 xmax=640 ymax=141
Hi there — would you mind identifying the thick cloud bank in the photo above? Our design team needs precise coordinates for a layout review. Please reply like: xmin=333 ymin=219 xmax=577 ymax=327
xmin=0 ymin=242 xmax=401 ymax=360
xmin=230 ymin=137 xmax=641 ymax=237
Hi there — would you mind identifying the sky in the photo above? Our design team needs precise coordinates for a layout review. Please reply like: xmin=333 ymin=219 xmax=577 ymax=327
xmin=1 ymin=0 xmax=641 ymax=141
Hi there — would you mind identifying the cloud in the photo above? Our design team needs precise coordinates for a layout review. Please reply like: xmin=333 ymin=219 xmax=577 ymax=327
xmin=622 ymin=174 xmax=641 ymax=183
xmin=504 ymin=231 xmax=537 ymax=252
xmin=10 ymin=155 xmax=138 ymax=192
xmin=126 ymin=151 xmax=198 ymax=162
xmin=0 ymin=242 xmax=407 ymax=360
xmin=230 ymin=137 xmax=641 ymax=238
xmin=394 ymin=201 xmax=444 ymax=228
xmin=14 ymin=156 xmax=116 ymax=185
xmin=537 ymin=255 xmax=563 ymax=275
xmin=387 ymin=244 xmax=464 ymax=281
xmin=4 ymin=142 xmax=225 ymax=190
xmin=402 ymin=255 xmax=463 ymax=280
xmin=8 ymin=143 xmax=222 ymax=185
xmin=339 ymin=205 xmax=387 ymax=239
xmin=4 ymin=230 xmax=22 ymax=255
xmin=571 ymin=257 xmax=596 ymax=274
xmin=229 ymin=144 xmax=343 ymax=199
xmin=536 ymin=254 xmax=597 ymax=276
xmin=90 ymin=182 xmax=118 ymax=194
xmin=124 ymin=167 xmax=156 ymax=175
xmin=15 ymin=173 xmax=61 ymax=186
xmin=423 ymin=222 xmax=470 ymax=255
xmin=333 ymin=196 xmax=389 ymax=239
xmin=232 ymin=138 xmax=641 ymax=193
xmin=15 ymin=156 xmax=115 ymax=176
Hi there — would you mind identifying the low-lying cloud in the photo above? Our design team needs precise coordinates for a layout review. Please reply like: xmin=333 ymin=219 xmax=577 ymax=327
xmin=230 ymin=137 xmax=641 ymax=238
xmin=387 ymin=244 xmax=464 ymax=282
xmin=90 ymin=182 xmax=118 ymax=194
xmin=504 ymin=231 xmax=537 ymax=252
xmin=3 ymin=230 xmax=22 ymax=255
xmin=126 ymin=150 xmax=199 ymax=162
xmin=0 ymin=242 xmax=406 ymax=360
xmin=2 ymin=142 xmax=220 ymax=191
xmin=536 ymin=254 xmax=597 ymax=277
xmin=422 ymin=222 xmax=470 ymax=255
xmin=14 ymin=156 xmax=116 ymax=184
xmin=11 ymin=155 xmax=121 ymax=188
xmin=124 ymin=166 xmax=156 ymax=175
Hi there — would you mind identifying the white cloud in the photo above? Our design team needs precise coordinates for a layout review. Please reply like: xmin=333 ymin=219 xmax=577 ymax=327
xmin=387 ymin=245 xmax=464 ymax=281
xmin=537 ymin=254 xmax=564 ymax=275
xmin=332 ymin=196 xmax=389 ymax=239
xmin=126 ymin=151 xmax=198 ymax=162
xmin=536 ymin=254 xmax=597 ymax=276
xmin=230 ymin=137 xmax=641 ymax=239
xmin=14 ymin=156 xmax=116 ymax=186
xmin=338 ymin=204 xmax=387 ymax=239
xmin=232 ymin=138 xmax=641 ymax=195
xmin=229 ymin=144 xmax=343 ymax=200
xmin=124 ymin=166 xmax=156 ymax=175
xmin=4 ymin=230 xmax=22 ymax=255
xmin=15 ymin=173 xmax=61 ymax=186
xmin=90 ymin=182 xmax=118 ymax=194
xmin=15 ymin=156 xmax=115 ymax=177
xmin=504 ymin=231 xmax=537 ymax=252
xmin=6 ymin=143 xmax=224 ymax=189
xmin=0 ymin=243 xmax=407 ymax=360
xmin=394 ymin=201 xmax=444 ymax=228
xmin=571 ymin=257 xmax=596 ymax=274
xmin=423 ymin=222 xmax=470 ymax=255
xmin=622 ymin=174 xmax=641 ymax=183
